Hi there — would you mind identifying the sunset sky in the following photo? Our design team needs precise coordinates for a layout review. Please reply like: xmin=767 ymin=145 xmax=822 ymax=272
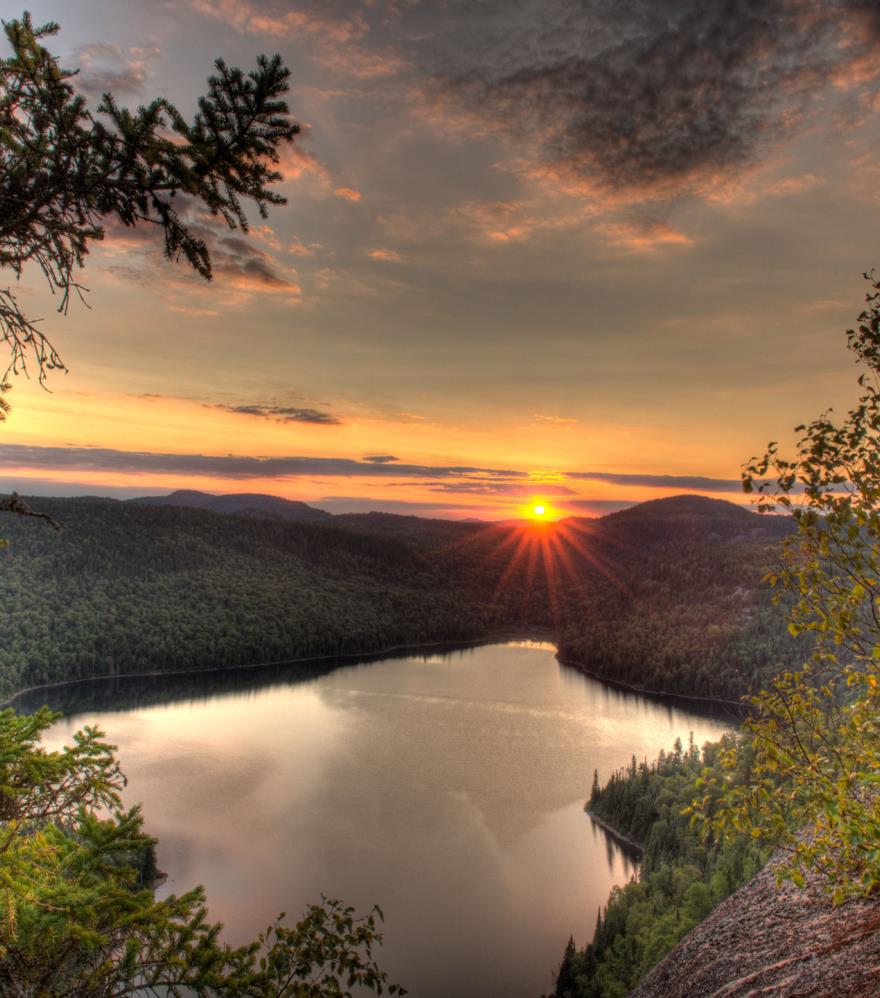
xmin=3 ymin=0 xmax=880 ymax=519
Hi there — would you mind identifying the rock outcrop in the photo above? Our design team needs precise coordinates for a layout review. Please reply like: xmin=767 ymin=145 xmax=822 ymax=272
xmin=632 ymin=855 xmax=880 ymax=997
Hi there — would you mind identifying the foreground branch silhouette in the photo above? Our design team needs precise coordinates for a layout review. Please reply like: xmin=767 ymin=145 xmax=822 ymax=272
xmin=0 ymin=11 xmax=299 ymax=385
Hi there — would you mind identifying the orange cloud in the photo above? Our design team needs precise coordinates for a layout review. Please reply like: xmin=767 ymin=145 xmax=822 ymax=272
xmin=335 ymin=187 xmax=363 ymax=202
xmin=190 ymin=1 xmax=407 ymax=80
xmin=706 ymin=165 xmax=824 ymax=207
xmin=167 ymin=304 xmax=221 ymax=317
xmin=449 ymin=196 xmax=597 ymax=246
xmin=596 ymin=221 xmax=695 ymax=254
xmin=286 ymin=237 xmax=322 ymax=257
xmin=277 ymin=142 xmax=332 ymax=184
xmin=366 ymin=248 xmax=402 ymax=262
xmin=408 ymin=84 xmax=505 ymax=143
xmin=316 ymin=46 xmax=410 ymax=81
xmin=250 ymin=225 xmax=282 ymax=251
xmin=190 ymin=0 xmax=366 ymax=45
xmin=534 ymin=414 xmax=577 ymax=425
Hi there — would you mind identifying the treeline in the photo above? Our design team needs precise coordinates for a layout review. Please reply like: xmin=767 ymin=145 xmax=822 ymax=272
xmin=553 ymin=737 xmax=768 ymax=998
xmin=0 ymin=494 xmax=803 ymax=702
xmin=0 ymin=499 xmax=488 ymax=700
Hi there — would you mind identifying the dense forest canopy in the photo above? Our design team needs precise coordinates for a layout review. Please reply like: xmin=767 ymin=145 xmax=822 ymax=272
xmin=0 ymin=493 xmax=798 ymax=704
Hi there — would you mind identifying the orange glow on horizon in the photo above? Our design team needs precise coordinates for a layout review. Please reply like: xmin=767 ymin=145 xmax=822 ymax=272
xmin=0 ymin=381 xmax=761 ymax=521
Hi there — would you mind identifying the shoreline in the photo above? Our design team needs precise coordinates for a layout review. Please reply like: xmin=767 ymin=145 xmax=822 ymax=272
xmin=585 ymin=808 xmax=645 ymax=858
xmin=1 ymin=630 xmax=745 ymax=720
xmin=556 ymin=655 xmax=748 ymax=718
xmin=0 ymin=629 xmax=555 ymax=710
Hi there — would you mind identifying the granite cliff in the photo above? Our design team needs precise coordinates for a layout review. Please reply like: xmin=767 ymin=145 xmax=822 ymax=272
xmin=632 ymin=854 xmax=880 ymax=997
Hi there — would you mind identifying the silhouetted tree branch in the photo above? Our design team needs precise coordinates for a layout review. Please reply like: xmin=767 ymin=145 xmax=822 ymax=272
xmin=0 ymin=491 xmax=60 ymax=530
xmin=0 ymin=12 xmax=299 ymax=384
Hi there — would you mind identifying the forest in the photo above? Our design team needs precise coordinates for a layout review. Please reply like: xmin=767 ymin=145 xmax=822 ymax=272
xmin=552 ymin=737 xmax=768 ymax=998
xmin=0 ymin=492 xmax=801 ymax=704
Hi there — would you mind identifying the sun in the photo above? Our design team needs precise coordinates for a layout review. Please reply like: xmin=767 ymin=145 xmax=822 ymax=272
xmin=523 ymin=501 xmax=552 ymax=521
xmin=518 ymin=499 xmax=556 ymax=521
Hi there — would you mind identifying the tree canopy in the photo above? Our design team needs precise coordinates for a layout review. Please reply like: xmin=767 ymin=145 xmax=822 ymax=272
xmin=695 ymin=273 xmax=880 ymax=903
xmin=0 ymin=11 xmax=299 ymax=388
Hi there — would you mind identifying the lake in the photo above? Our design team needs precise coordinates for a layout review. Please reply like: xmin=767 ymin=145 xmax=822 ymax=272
xmin=33 ymin=641 xmax=732 ymax=998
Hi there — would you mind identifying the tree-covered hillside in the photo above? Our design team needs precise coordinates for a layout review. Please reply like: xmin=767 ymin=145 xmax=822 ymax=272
xmin=553 ymin=738 xmax=768 ymax=998
xmin=0 ymin=493 xmax=801 ymax=702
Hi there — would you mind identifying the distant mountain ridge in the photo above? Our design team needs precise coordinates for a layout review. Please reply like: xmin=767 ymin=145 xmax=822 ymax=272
xmin=133 ymin=489 xmax=775 ymax=534
xmin=131 ymin=489 xmax=333 ymax=524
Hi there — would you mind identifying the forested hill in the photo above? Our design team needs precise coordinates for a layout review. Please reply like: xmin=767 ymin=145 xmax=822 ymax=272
xmin=0 ymin=493 xmax=802 ymax=703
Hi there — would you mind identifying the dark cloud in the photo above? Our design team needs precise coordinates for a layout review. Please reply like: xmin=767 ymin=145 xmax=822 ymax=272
xmin=363 ymin=454 xmax=399 ymax=463
xmin=428 ymin=481 xmax=578 ymax=496
xmin=212 ymin=403 xmax=341 ymax=425
xmin=73 ymin=42 xmax=160 ymax=98
xmin=102 ymin=205 xmax=298 ymax=297
xmin=212 ymin=235 xmax=293 ymax=289
xmin=0 ymin=441 xmax=755 ymax=491
xmin=568 ymin=471 xmax=743 ymax=492
xmin=0 ymin=444 xmax=524 ymax=480
xmin=425 ymin=0 xmax=880 ymax=198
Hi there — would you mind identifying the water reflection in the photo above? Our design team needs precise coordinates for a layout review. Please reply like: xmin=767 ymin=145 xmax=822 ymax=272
xmin=35 ymin=642 xmax=730 ymax=998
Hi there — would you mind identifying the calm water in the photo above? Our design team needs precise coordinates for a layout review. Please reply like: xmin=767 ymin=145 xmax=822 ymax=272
xmin=37 ymin=642 xmax=730 ymax=998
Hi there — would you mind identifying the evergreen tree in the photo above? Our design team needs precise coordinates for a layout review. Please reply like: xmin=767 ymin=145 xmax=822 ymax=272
xmin=0 ymin=12 xmax=299 ymax=385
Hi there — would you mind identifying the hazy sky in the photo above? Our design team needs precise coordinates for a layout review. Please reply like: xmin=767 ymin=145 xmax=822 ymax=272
xmin=3 ymin=0 xmax=880 ymax=518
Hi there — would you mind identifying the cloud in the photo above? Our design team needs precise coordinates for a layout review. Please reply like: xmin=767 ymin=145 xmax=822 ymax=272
xmin=189 ymin=0 xmax=408 ymax=79
xmin=534 ymin=413 xmax=577 ymax=425
xmin=438 ymin=196 xmax=596 ymax=246
xmin=314 ymin=45 xmax=410 ymax=81
xmin=277 ymin=138 xmax=332 ymax=185
xmin=73 ymin=42 xmax=160 ymax=97
xmin=596 ymin=221 xmax=695 ymax=254
xmin=167 ymin=304 xmax=221 ymax=317
xmin=0 ymin=445 xmax=526 ymax=481
xmin=568 ymin=471 xmax=743 ymax=492
xmin=273 ymin=128 xmax=360 ymax=201
xmin=0 ymin=439 xmax=753 ymax=499
xmin=429 ymin=481 xmax=578 ymax=497
xmin=211 ymin=403 xmax=341 ymax=425
xmin=286 ymin=236 xmax=323 ymax=257
xmin=98 ymin=209 xmax=302 ymax=307
xmin=423 ymin=0 xmax=880 ymax=204
xmin=208 ymin=235 xmax=302 ymax=297
xmin=189 ymin=0 xmax=367 ymax=45
xmin=366 ymin=248 xmax=401 ymax=262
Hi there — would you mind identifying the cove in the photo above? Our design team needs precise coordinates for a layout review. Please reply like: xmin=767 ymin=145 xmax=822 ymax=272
xmin=31 ymin=641 xmax=731 ymax=998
